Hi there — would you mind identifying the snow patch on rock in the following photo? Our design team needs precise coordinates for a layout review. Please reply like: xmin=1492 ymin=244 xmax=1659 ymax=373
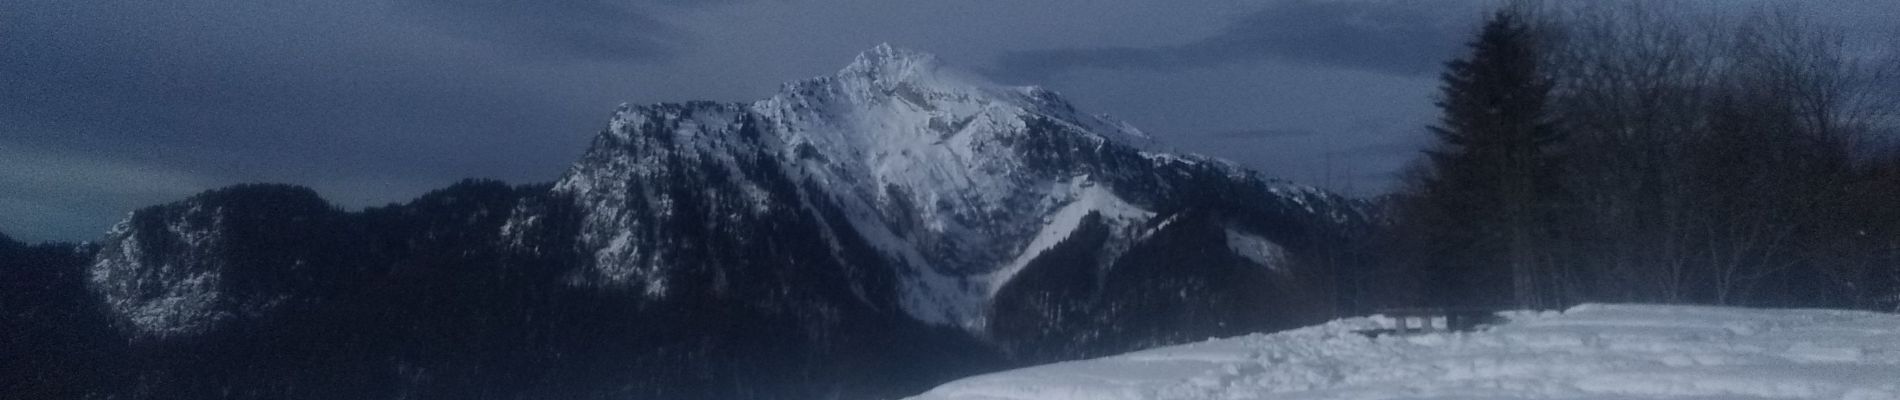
xmin=87 ymin=210 xmax=234 ymax=339
xmin=1224 ymin=228 xmax=1287 ymax=272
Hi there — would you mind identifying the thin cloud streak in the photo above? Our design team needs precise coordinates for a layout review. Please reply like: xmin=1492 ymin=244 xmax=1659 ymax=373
xmin=1207 ymin=128 xmax=1323 ymax=139
xmin=0 ymin=148 xmax=218 ymax=242
xmin=992 ymin=0 xmax=1483 ymax=80
xmin=391 ymin=0 xmax=688 ymax=62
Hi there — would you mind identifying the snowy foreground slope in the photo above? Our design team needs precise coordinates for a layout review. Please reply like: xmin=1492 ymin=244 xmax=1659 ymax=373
xmin=909 ymin=304 xmax=1900 ymax=400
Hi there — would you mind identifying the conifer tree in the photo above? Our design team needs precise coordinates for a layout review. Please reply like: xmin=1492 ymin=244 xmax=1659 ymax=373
xmin=1416 ymin=9 xmax=1562 ymax=309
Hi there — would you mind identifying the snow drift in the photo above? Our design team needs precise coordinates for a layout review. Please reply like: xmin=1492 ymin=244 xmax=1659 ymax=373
xmin=909 ymin=304 xmax=1900 ymax=400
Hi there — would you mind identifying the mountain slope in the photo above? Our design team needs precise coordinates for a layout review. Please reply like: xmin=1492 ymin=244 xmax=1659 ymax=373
xmin=12 ymin=45 xmax=1373 ymax=399
xmin=910 ymin=304 xmax=1900 ymax=400
xmin=542 ymin=44 xmax=1366 ymax=330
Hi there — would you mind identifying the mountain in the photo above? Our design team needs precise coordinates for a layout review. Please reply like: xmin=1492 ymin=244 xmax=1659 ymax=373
xmin=1 ymin=45 xmax=1371 ymax=399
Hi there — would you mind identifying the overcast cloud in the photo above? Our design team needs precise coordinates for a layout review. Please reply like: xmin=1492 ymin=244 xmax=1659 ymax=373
xmin=3 ymin=0 xmax=1894 ymax=242
xmin=993 ymin=0 xmax=1481 ymax=80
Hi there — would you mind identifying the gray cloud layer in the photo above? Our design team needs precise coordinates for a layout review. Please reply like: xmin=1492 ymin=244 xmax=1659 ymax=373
xmin=993 ymin=0 xmax=1483 ymax=80
xmin=391 ymin=0 xmax=686 ymax=62
xmin=1210 ymin=128 xmax=1323 ymax=139
xmin=2 ymin=0 xmax=696 ymax=241
xmin=4 ymin=0 xmax=1891 ymax=242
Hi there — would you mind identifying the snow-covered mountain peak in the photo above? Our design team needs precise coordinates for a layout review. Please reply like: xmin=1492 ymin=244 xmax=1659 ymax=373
xmin=766 ymin=45 xmax=1152 ymax=149
xmin=547 ymin=44 xmax=1364 ymax=329
xmin=823 ymin=45 xmax=1013 ymax=112
xmin=841 ymin=43 xmax=946 ymax=83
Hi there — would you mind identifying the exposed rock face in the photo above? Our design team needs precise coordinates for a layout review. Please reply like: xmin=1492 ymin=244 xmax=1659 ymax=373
xmin=87 ymin=184 xmax=351 ymax=339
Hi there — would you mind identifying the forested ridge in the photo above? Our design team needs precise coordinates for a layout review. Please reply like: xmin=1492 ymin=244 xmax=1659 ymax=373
xmin=1367 ymin=3 xmax=1900 ymax=313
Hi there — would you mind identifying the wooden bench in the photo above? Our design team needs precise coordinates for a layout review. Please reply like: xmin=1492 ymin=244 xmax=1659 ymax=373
xmin=1357 ymin=307 xmax=1502 ymax=337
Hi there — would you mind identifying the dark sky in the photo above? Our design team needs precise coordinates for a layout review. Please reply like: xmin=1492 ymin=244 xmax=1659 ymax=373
xmin=4 ymin=0 xmax=1896 ymax=242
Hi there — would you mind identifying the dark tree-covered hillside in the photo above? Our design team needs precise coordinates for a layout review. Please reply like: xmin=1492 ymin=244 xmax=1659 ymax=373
xmin=1386 ymin=2 xmax=1900 ymax=313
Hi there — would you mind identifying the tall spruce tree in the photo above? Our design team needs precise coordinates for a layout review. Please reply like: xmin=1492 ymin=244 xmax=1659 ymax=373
xmin=1417 ymin=10 xmax=1562 ymax=309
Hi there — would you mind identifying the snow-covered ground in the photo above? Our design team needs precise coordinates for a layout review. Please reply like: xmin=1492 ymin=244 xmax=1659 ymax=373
xmin=908 ymin=304 xmax=1900 ymax=400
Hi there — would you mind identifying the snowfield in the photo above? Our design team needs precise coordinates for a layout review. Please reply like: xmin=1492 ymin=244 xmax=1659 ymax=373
xmin=908 ymin=304 xmax=1900 ymax=400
